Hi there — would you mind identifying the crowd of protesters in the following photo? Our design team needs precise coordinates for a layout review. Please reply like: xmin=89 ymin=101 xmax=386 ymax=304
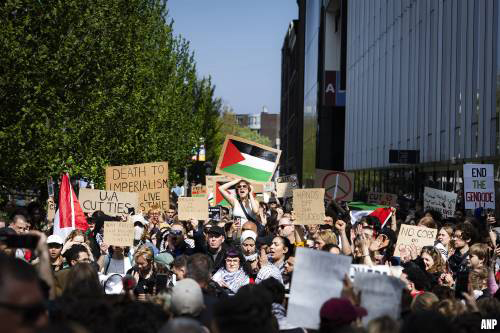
xmin=1 ymin=178 xmax=500 ymax=333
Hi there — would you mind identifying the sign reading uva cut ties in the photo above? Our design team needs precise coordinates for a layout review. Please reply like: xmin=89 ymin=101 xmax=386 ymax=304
xmin=105 ymin=162 xmax=169 ymax=211
xmin=215 ymin=135 xmax=281 ymax=183
xmin=464 ymin=164 xmax=495 ymax=209
xmin=79 ymin=188 xmax=138 ymax=216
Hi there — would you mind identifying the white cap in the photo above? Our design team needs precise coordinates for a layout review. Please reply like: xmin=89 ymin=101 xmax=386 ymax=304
xmin=240 ymin=230 xmax=257 ymax=243
xmin=132 ymin=214 xmax=148 ymax=226
xmin=47 ymin=234 xmax=64 ymax=245
xmin=171 ymin=278 xmax=204 ymax=316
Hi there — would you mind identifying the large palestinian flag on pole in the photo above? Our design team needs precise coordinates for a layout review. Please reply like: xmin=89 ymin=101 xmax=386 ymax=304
xmin=216 ymin=135 xmax=281 ymax=183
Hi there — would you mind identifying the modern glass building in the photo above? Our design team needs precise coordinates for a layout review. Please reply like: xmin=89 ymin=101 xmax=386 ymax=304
xmin=345 ymin=0 xmax=499 ymax=205
xmin=281 ymin=0 xmax=500 ymax=206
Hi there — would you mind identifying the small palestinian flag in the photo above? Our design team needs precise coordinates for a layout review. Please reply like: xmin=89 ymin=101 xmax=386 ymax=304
xmin=348 ymin=202 xmax=392 ymax=227
xmin=216 ymin=135 xmax=281 ymax=182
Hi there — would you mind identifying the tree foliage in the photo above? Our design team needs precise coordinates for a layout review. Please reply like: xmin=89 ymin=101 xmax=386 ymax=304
xmin=0 ymin=0 xmax=221 ymax=192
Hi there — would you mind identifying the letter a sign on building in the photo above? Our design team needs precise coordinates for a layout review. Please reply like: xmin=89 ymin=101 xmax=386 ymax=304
xmin=464 ymin=164 xmax=495 ymax=209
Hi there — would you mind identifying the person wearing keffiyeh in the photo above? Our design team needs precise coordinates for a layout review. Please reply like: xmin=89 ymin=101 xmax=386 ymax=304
xmin=212 ymin=248 xmax=250 ymax=295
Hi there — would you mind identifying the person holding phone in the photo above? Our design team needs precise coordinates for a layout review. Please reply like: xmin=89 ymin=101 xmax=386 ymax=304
xmin=219 ymin=178 xmax=259 ymax=224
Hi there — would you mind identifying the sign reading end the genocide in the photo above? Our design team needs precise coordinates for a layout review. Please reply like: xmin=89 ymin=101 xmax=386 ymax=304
xmin=394 ymin=224 xmax=437 ymax=258
xmin=79 ymin=188 xmax=138 ymax=216
xmin=178 ymin=197 xmax=209 ymax=221
xmin=464 ymin=164 xmax=495 ymax=209
xmin=293 ymin=189 xmax=325 ymax=225
xmin=105 ymin=162 xmax=169 ymax=212
xmin=103 ymin=221 xmax=134 ymax=247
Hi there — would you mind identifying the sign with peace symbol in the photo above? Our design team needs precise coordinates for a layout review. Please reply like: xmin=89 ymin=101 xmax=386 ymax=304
xmin=314 ymin=169 xmax=354 ymax=201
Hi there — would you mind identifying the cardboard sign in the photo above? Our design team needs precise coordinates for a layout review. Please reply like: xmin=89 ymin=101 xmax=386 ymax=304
xmin=367 ymin=192 xmax=397 ymax=206
xmin=178 ymin=197 xmax=209 ymax=221
xmin=464 ymin=164 xmax=495 ymax=209
xmin=354 ymin=273 xmax=406 ymax=324
xmin=191 ymin=184 xmax=207 ymax=198
xmin=394 ymin=224 xmax=437 ymax=257
xmin=47 ymin=197 xmax=56 ymax=221
xmin=103 ymin=221 xmax=134 ymax=247
xmin=288 ymin=248 xmax=352 ymax=329
xmin=105 ymin=162 xmax=169 ymax=212
xmin=423 ymin=187 xmax=457 ymax=218
xmin=79 ymin=188 xmax=138 ymax=216
xmin=314 ymin=169 xmax=354 ymax=201
xmin=276 ymin=182 xmax=294 ymax=198
xmin=293 ymin=189 xmax=325 ymax=225
xmin=215 ymin=135 xmax=281 ymax=183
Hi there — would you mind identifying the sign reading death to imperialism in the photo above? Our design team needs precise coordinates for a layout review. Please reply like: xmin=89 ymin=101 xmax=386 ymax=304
xmin=106 ymin=162 xmax=169 ymax=211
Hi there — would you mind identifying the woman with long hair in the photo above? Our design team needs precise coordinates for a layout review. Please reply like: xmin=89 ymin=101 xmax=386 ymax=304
xmin=219 ymin=178 xmax=259 ymax=224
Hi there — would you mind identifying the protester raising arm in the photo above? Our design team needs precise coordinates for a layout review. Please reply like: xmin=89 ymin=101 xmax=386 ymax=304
xmin=390 ymin=207 xmax=398 ymax=232
xmin=30 ymin=231 xmax=56 ymax=299
xmin=219 ymin=178 xmax=259 ymax=221
xmin=335 ymin=219 xmax=352 ymax=256
xmin=219 ymin=178 xmax=242 ymax=207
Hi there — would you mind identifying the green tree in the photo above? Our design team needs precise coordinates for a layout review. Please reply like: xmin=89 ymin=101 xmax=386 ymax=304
xmin=0 ymin=0 xmax=220 ymax=194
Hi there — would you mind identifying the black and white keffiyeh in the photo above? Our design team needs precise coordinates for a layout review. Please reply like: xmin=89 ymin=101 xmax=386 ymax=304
xmin=212 ymin=268 xmax=250 ymax=293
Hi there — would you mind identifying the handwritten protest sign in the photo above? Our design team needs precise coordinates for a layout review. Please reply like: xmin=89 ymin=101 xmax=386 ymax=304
xmin=103 ymin=221 xmax=134 ymax=247
xmin=288 ymin=248 xmax=352 ymax=329
xmin=394 ymin=224 xmax=437 ymax=257
xmin=423 ymin=187 xmax=457 ymax=218
xmin=276 ymin=182 xmax=296 ymax=198
xmin=367 ymin=192 xmax=397 ymax=206
xmin=315 ymin=169 xmax=354 ymax=201
xmin=354 ymin=273 xmax=406 ymax=324
xmin=105 ymin=162 xmax=169 ymax=211
xmin=293 ymin=189 xmax=325 ymax=225
xmin=178 ymin=197 xmax=209 ymax=221
xmin=191 ymin=185 xmax=207 ymax=198
xmin=47 ymin=197 xmax=55 ymax=221
xmin=79 ymin=188 xmax=138 ymax=216
xmin=464 ymin=164 xmax=495 ymax=209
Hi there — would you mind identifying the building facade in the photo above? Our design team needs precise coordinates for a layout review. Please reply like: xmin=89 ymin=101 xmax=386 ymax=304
xmin=280 ymin=0 xmax=348 ymax=185
xmin=281 ymin=0 xmax=499 ymax=205
xmin=235 ymin=109 xmax=280 ymax=148
xmin=345 ymin=0 xmax=500 ymax=203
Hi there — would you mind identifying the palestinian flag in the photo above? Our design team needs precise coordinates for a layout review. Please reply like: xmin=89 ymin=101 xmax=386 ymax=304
xmin=217 ymin=136 xmax=280 ymax=182
xmin=348 ymin=202 xmax=392 ymax=227
xmin=214 ymin=181 xmax=232 ymax=208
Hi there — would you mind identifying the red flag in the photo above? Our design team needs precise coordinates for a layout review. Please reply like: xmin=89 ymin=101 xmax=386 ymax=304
xmin=53 ymin=173 xmax=88 ymax=240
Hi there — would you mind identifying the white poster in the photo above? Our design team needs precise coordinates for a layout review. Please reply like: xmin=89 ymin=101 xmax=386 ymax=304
xmin=423 ymin=187 xmax=457 ymax=218
xmin=354 ymin=273 xmax=406 ymax=324
xmin=288 ymin=248 xmax=352 ymax=329
xmin=464 ymin=164 xmax=495 ymax=209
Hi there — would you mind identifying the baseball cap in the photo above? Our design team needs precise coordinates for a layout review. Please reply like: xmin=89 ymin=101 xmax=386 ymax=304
xmin=170 ymin=278 xmax=204 ymax=316
xmin=320 ymin=298 xmax=367 ymax=326
xmin=47 ymin=234 xmax=64 ymax=245
xmin=240 ymin=230 xmax=257 ymax=243
xmin=155 ymin=252 xmax=174 ymax=268
xmin=207 ymin=225 xmax=225 ymax=236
